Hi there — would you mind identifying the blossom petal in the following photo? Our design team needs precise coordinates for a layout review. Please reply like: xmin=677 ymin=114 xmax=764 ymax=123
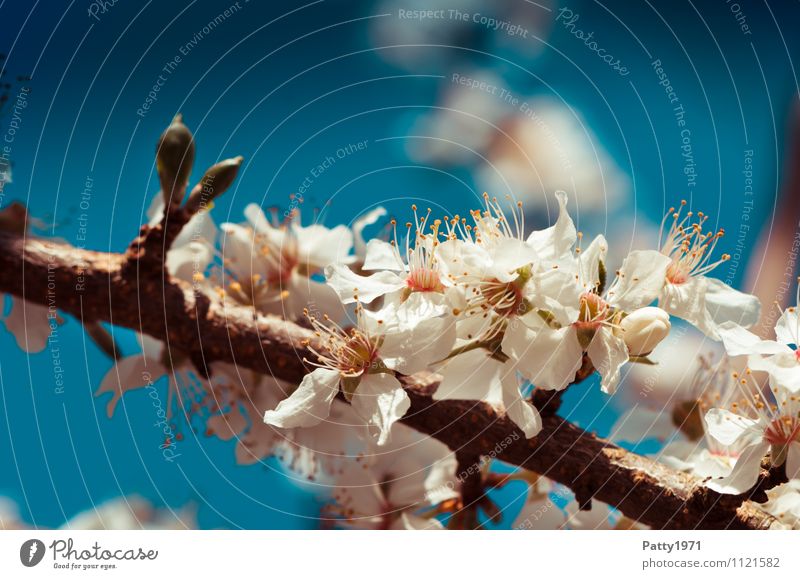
xmin=325 ymin=263 xmax=405 ymax=304
xmin=219 ymin=222 xmax=260 ymax=282
xmin=586 ymin=328 xmax=629 ymax=394
xmin=434 ymin=349 xmax=501 ymax=403
xmin=489 ymin=238 xmax=539 ymax=280
xmin=501 ymin=318 xmax=583 ymax=391
xmin=379 ymin=311 xmax=457 ymax=375
xmin=263 ymin=368 xmax=339 ymax=428
xmin=350 ymin=373 xmax=410 ymax=446
xmin=284 ymin=274 xmax=346 ymax=323
xmin=363 ymin=238 xmax=403 ymax=271
xmin=526 ymin=267 xmax=581 ymax=326
xmin=295 ymin=224 xmax=355 ymax=269
xmin=660 ymin=277 xmax=715 ymax=338
xmin=775 ymin=309 xmax=799 ymax=347
xmin=166 ymin=241 xmax=214 ymax=282
xmin=706 ymin=441 xmax=769 ymax=495
xmin=436 ymin=239 xmax=489 ymax=279
xmin=748 ymin=353 xmax=800 ymax=393
xmin=704 ymin=408 xmax=760 ymax=446
xmin=525 ymin=191 xmax=576 ymax=261
xmin=607 ymin=250 xmax=671 ymax=311
xmin=718 ymin=321 xmax=788 ymax=356
xmin=705 ymin=277 xmax=761 ymax=329
xmin=577 ymin=234 xmax=608 ymax=290
xmin=353 ymin=207 xmax=387 ymax=261
xmin=501 ymin=371 xmax=542 ymax=438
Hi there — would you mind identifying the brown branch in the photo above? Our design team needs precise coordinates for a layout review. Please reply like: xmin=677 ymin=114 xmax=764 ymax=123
xmin=0 ymin=222 xmax=780 ymax=530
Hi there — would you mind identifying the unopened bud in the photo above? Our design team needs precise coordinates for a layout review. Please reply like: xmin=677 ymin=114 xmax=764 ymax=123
xmin=183 ymin=156 xmax=244 ymax=214
xmin=156 ymin=113 xmax=195 ymax=207
xmin=616 ymin=307 xmax=670 ymax=356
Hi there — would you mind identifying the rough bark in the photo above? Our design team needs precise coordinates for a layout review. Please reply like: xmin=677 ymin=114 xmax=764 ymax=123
xmin=0 ymin=217 xmax=780 ymax=530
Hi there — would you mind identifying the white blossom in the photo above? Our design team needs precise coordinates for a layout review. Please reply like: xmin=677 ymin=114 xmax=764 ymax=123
xmin=264 ymin=303 xmax=455 ymax=445
xmin=655 ymin=201 xmax=760 ymax=339
xmin=704 ymin=376 xmax=800 ymax=495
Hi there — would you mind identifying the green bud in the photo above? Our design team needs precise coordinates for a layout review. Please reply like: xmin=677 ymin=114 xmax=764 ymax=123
xmin=156 ymin=113 xmax=195 ymax=207
xmin=183 ymin=156 xmax=244 ymax=215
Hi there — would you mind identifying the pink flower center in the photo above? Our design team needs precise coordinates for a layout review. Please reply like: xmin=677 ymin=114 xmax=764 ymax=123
xmin=575 ymin=292 xmax=610 ymax=330
xmin=407 ymin=267 xmax=444 ymax=293
xmin=665 ymin=260 xmax=690 ymax=285
xmin=764 ymin=416 xmax=800 ymax=446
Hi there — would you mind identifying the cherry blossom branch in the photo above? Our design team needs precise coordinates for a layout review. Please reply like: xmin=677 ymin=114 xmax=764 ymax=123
xmin=0 ymin=218 xmax=780 ymax=530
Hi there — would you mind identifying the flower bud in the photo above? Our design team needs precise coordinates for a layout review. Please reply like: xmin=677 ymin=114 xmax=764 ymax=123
xmin=156 ymin=113 xmax=195 ymax=207
xmin=617 ymin=307 xmax=670 ymax=356
xmin=183 ymin=156 xmax=244 ymax=214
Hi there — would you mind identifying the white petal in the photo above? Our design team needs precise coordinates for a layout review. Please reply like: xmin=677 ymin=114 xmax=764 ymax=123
xmin=606 ymin=250 xmax=671 ymax=311
xmin=295 ymin=224 xmax=355 ymax=269
xmin=350 ymin=373 xmax=410 ymax=446
xmin=690 ymin=449 xmax=736 ymax=480
xmin=166 ymin=241 xmax=213 ymax=282
xmin=434 ymin=349 xmax=502 ymax=403
xmin=436 ymin=239 xmax=489 ymax=278
xmin=775 ymin=309 xmax=799 ymax=347
xmin=706 ymin=441 xmax=769 ymax=495
xmin=243 ymin=203 xmax=271 ymax=233
xmin=489 ymin=238 xmax=538 ymax=280
xmin=717 ymin=321 xmax=788 ymax=356
xmin=363 ymin=238 xmax=403 ymax=271
xmin=526 ymin=267 xmax=581 ymax=326
xmin=704 ymin=277 xmax=761 ymax=332
xmin=525 ymin=191 xmax=576 ymax=261
xmin=219 ymin=222 xmax=259 ymax=282
xmin=284 ymin=274 xmax=346 ymax=323
xmin=175 ymin=209 xmax=217 ymax=252
xmin=393 ymin=290 xmax=451 ymax=323
xmin=325 ymin=263 xmax=405 ymax=304
xmin=704 ymin=408 xmax=760 ymax=446
xmin=424 ymin=454 xmax=459 ymax=504
xmin=3 ymin=297 xmax=51 ymax=353
xmin=263 ymin=368 xmax=339 ymax=428
xmin=501 ymin=372 xmax=542 ymax=438
xmin=665 ymin=277 xmax=761 ymax=340
xmin=353 ymin=207 xmax=387 ymax=261
xmin=380 ymin=312 xmax=457 ymax=375
xmin=586 ymin=328 xmax=629 ymax=394
xmin=501 ymin=318 xmax=583 ymax=391
xmin=578 ymin=235 xmax=608 ymax=289
xmin=660 ymin=277 xmax=716 ymax=338
xmin=748 ymin=353 xmax=800 ymax=392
